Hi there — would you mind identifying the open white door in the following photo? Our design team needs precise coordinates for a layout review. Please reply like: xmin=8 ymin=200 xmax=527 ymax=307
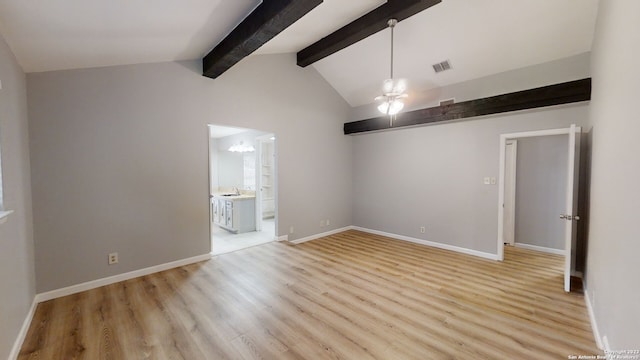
xmin=498 ymin=125 xmax=582 ymax=293
xmin=562 ymin=124 xmax=581 ymax=292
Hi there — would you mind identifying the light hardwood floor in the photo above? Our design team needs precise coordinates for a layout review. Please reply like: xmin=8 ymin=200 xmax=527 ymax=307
xmin=19 ymin=230 xmax=601 ymax=359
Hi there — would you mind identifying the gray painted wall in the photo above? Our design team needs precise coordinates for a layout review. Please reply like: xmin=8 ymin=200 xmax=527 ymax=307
xmin=209 ymin=138 xmax=219 ymax=192
xmin=0 ymin=34 xmax=36 ymax=358
xmin=586 ymin=0 xmax=640 ymax=349
xmin=27 ymin=54 xmax=353 ymax=292
xmin=352 ymin=104 xmax=589 ymax=255
xmin=514 ymin=135 xmax=568 ymax=250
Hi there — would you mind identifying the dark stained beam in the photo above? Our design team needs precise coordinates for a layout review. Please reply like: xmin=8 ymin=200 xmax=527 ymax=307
xmin=203 ymin=0 xmax=323 ymax=79
xmin=344 ymin=78 xmax=592 ymax=135
xmin=297 ymin=0 xmax=441 ymax=67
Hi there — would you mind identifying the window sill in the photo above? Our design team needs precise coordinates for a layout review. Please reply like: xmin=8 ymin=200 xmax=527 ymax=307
xmin=0 ymin=210 xmax=14 ymax=224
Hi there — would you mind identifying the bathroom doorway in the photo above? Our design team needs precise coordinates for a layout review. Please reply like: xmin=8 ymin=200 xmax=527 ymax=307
xmin=208 ymin=124 xmax=278 ymax=255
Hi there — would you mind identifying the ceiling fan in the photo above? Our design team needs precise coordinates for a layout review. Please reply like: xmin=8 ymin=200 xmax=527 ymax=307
xmin=375 ymin=18 xmax=408 ymax=125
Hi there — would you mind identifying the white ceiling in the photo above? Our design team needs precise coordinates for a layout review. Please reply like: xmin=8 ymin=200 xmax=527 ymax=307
xmin=0 ymin=0 xmax=260 ymax=72
xmin=254 ymin=0 xmax=386 ymax=55
xmin=0 ymin=0 xmax=599 ymax=108
xmin=307 ymin=0 xmax=600 ymax=107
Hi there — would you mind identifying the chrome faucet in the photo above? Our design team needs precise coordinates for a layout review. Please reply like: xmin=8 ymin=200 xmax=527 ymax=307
xmin=233 ymin=187 xmax=240 ymax=195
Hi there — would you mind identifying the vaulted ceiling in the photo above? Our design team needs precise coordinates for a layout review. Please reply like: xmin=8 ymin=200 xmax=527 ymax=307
xmin=0 ymin=0 xmax=599 ymax=108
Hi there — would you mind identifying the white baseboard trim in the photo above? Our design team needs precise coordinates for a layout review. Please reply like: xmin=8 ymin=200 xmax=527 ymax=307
xmin=277 ymin=235 xmax=289 ymax=242
xmin=584 ymin=288 xmax=604 ymax=350
xmin=514 ymin=242 xmax=565 ymax=255
xmin=35 ymin=253 xmax=212 ymax=303
xmin=8 ymin=298 xmax=38 ymax=360
xmin=289 ymin=226 xmax=353 ymax=245
xmin=352 ymin=227 xmax=499 ymax=261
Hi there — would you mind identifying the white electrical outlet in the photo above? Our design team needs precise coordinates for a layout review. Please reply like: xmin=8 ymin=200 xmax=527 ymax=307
xmin=326 ymin=219 xmax=330 ymax=226
xmin=289 ymin=226 xmax=294 ymax=234
xmin=420 ymin=226 xmax=426 ymax=234
xmin=108 ymin=252 xmax=118 ymax=265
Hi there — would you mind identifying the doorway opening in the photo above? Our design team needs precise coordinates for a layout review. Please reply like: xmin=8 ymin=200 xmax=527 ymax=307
xmin=497 ymin=125 xmax=581 ymax=292
xmin=208 ymin=124 xmax=278 ymax=255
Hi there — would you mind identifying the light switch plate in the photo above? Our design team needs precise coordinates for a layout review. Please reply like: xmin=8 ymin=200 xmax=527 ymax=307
xmin=490 ymin=177 xmax=496 ymax=185
xmin=483 ymin=177 xmax=491 ymax=185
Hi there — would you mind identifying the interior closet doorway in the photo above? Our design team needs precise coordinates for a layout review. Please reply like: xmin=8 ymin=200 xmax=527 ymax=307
xmin=208 ymin=125 xmax=278 ymax=255
xmin=497 ymin=125 xmax=582 ymax=292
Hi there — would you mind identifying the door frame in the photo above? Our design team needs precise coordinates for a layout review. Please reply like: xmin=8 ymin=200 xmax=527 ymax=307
xmin=207 ymin=126 xmax=214 ymax=251
xmin=497 ymin=125 xmax=581 ymax=292
xmin=207 ymin=126 xmax=280 ymax=254
xmin=503 ymin=139 xmax=518 ymax=246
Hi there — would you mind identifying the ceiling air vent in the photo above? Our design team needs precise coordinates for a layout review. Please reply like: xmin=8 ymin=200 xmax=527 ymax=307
xmin=432 ymin=59 xmax=452 ymax=73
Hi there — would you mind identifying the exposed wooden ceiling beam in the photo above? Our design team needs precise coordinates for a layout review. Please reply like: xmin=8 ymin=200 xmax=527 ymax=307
xmin=203 ymin=0 xmax=323 ymax=79
xmin=343 ymin=79 xmax=592 ymax=134
xmin=297 ymin=0 xmax=441 ymax=67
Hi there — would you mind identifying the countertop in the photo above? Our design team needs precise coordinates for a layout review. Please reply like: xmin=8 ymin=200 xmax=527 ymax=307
xmin=212 ymin=193 xmax=256 ymax=201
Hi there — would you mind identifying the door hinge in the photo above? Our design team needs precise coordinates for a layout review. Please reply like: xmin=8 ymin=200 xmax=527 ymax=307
xmin=560 ymin=214 xmax=581 ymax=221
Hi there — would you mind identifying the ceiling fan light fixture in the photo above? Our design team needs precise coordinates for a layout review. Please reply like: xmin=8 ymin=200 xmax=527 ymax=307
xmin=228 ymin=141 xmax=255 ymax=153
xmin=377 ymin=98 xmax=404 ymax=115
xmin=376 ymin=18 xmax=407 ymax=122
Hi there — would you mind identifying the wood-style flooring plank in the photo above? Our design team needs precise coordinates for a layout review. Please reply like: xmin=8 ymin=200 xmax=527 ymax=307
xmin=19 ymin=230 xmax=601 ymax=359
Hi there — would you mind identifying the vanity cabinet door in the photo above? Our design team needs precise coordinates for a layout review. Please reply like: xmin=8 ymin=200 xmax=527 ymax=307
xmin=225 ymin=201 xmax=234 ymax=228
xmin=212 ymin=199 xmax=219 ymax=224
xmin=219 ymin=199 xmax=226 ymax=225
